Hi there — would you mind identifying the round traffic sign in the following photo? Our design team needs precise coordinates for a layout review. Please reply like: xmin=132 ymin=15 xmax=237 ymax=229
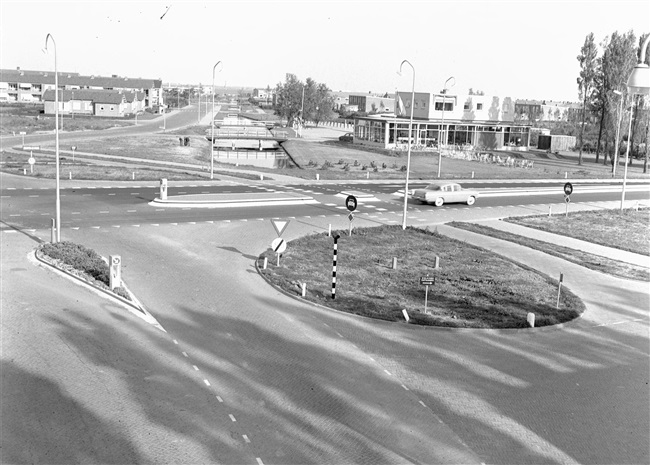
xmin=345 ymin=195 xmax=357 ymax=212
xmin=563 ymin=182 xmax=573 ymax=196
xmin=271 ymin=237 xmax=287 ymax=254
xmin=28 ymin=157 xmax=35 ymax=165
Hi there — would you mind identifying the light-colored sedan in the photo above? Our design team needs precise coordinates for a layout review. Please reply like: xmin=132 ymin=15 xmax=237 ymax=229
xmin=412 ymin=182 xmax=479 ymax=206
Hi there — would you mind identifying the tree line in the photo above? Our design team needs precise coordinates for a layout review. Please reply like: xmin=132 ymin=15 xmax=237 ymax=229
xmin=577 ymin=30 xmax=649 ymax=172
xmin=273 ymin=73 xmax=336 ymax=127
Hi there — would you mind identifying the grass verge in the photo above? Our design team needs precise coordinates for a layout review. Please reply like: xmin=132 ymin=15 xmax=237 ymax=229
xmin=448 ymin=221 xmax=650 ymax=282
xmin=36 ymin=241 xmax=131 ymax=300
xmin=504 ymin=209 xmax=650 ymax=256
xmin=258 ymin=225 xmax=584 ymax=328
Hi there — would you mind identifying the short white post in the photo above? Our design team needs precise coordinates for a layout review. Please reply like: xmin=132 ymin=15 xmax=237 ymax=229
xmin=50 ymin=218 xmax=56 ymax=243
xmin=392 ymin=257 xmax=397 ymax=269
xmin=471 ymin=171 xmax=475 ymax=179
xmin=548 ymin=205 xmax=552 ymax=217
xmin=132 ymin=172 xmax=135 ymax=180
xmin=316 ymin=173 xmax=320 ymax=181
xmin=260 ymin=174 xmax=264 ymax=181
xmin=263 ymin=257 xmax=268 ymax=269
xmin=366 ymin=171 xmax=370 ymax=179
xmin=565 ymin=172 xmax=568 ymax=179
xmin=23 ymin=168 xmax=26 ymax=175
xmin=69 ymin=172 xmax=72 ymax=180
xmin=328 ymin=224 xmax=331 ymax=237
xmin=402 ymin=309 xmax=410 ymax=322
xmin=527 ymin=312 xmax=535 ymax=328
xmin=109 ymin=255 xmax=122 ymax=290
xmin=556 ymin=273 xmax=563 ymax=308
xmin=301 ymin=283 xmax=306 ymax=297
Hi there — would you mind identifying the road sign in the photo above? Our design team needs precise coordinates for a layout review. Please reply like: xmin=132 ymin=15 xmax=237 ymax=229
xmin=420 ymin=276 xmax=435 ymax=286
xmin=564 ymin=195 xmax=571 ymax=203
xmin=563 ymin=182 xmax=573 ymax=196
xmin=23 ymin=146 xmax=40 ymax=151
xmin=271 ymin=219 xmax=290 ymax=237
xmin=348 ymin=213 xmax=354 ymax=222
xmin=28 ymin=157 xmax=35 ymax=165
xmin=271 ymin=237 xmax=287 ymax=254
xmin=19 ymin=131 xmax=26 ymax=135
xmin=345 ymin=195 xmax=357 ymax=212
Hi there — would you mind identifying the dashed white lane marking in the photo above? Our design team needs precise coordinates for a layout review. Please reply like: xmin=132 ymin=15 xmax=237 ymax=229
xmin=193 ymin=365 xmax=199 ymax=371
xmin=203 ymin=379 xmax=211 ymax=386
xmin=100 ymin=210 xmax=109 ymax=213
xmin=155 ymin=209 xmax=164 ymax=211
xmin=71 ymin=212 xmax=81 ymax=215
xmin=108 ymin=193 xmax=116 ymax=196
xmin=127 ymin=210 xmax=136 ymax=213
xmin=216 ymin=396 xmax=223 ymax=403
xmin=335 ymin=332 xmax=344 ymax=338
xmin=182 ymin=351 xmax=188 ymax=357
xmin=29 ymin=195 xmax=39 ymax=198
xmin=256 ymin=457 xmax=264 ymax=465
xmin=173 ymin=340 xmax=178 ymax=344
xmin=401 ymin=384 xmax=409 ymax=391
xmin=130 ymin=193 xmax=140 ymax=195
xmin=229 ymin=414 xmax=237 ymax=422
xmin=243 ymin=434 xmax=251 ymax=443
xmin=419 ymin=400 xmax=427 ymax=408
xmin=384 ymin=370 xmax=392 ymax=376
xmin=9 ymin=214 xmax=20 ymax=217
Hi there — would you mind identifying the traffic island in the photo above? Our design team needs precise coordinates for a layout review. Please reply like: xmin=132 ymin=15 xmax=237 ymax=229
xmin=256 ymin=225 xmax=585 ymax=329
xmin=150 ymin=192 xmax=318 ymax=208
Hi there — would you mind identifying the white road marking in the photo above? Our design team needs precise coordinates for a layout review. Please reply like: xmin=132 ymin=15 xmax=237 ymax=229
xmin=71 ymin=212 xmax=81 ymax=215
xmin=29 ymin=195 xmax=39 ymax=198
xmin=203 ymin=379 xmax=211 ymax=386
xmin=127 ymin=210 xmax=136 ymax=213
xmin=182 ymin=351 xmax=188 ymax=357
xmin=193 ymin=365 xmax=199 ymax=371
xmin=419 ymin=400 xmax=427 ymax=407
xmin=401 ymin=384 xmax=409 ymax=391
xmin=100 ymin=211 xmax=109 ymax=213
xmin=108 ymin=193 xmax=116 ymax=196
xmin=216 ymin=396 xmax=223 ymax=402
xmin=229 ymin=414 xmax=236 ymax=422
xmin=256 ymin=458 xmax=264 ymax=465
xmin=173 ymin=340 xmax=178 ymax=344
xmin=243 ymin=435 xmax=251 ymax=443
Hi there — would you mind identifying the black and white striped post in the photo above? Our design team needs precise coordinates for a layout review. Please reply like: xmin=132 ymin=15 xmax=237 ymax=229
xmin=332 ymin=233 xmax=340 ymax=299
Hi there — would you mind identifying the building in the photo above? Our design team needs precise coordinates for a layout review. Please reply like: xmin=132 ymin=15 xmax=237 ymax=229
xmin=42 ymin=89 xmax=145 ymax=117
xmin=0 ymin=67 xmax=163 ymax=110
xmin=514 ymin=99 xmax=583 ymax=123
xmin=348 ymin=94 xmax=394 ymax=114
xmin=353 ymin=91 xmax=531 ymax=151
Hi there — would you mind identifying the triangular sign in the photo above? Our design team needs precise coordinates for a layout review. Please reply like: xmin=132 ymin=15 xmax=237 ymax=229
xmin=271 ymin=219 xmax=290 ymax=237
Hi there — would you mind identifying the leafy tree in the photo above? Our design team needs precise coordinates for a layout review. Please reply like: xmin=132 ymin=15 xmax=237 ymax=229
xmin=577 ymin=33 xmax=598 ymax=165
xmin=274 ymin=74 xmax=334 ymax=127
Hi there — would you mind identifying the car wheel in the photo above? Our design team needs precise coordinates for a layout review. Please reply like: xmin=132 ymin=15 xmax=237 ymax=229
xmin=434 ymin=197 xmax=444 ymax=207
xmin=467 ymin=196 xmax=476 ymax=206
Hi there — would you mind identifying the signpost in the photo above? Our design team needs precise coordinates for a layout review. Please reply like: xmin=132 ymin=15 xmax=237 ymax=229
xmin=270 ymin=220 xmax=289 ymax=266
xmin=20 ymin=131 xmax=26 ymax=147
xmin=28 ymin=154 xmax=35 ymax=174
xmin=71 ymin=146 xmax=77 ymax=163
xmin=345 ymin=195 xmax=357 ymax=236
xmin=420 ymin=276 xmax=435 ymax=313
xmin=563 ymin=182 xmax=573 ymax=217
xmin=271 ymin=219 xmax=290 ymax=237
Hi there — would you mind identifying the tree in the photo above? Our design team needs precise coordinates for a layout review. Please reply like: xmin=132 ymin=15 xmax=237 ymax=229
xmin=274 ymin=74 xmax=335 ymax=127
xmin=577 ymin=33 xmax=598 ymax=165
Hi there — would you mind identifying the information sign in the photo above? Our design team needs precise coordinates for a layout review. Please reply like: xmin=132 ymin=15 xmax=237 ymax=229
xmin=345 ymin=195 xmax=357 ymax=212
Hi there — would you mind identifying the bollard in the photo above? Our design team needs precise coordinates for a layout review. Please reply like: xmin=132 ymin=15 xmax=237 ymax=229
xmin=549 ymin=205 xmax=552 ymax=217
xmin=263 ymin=257 xmax=268 ymax=270
xmin=402 ymin=309 xmax=410 ymax=322
xmin=471 ymin=171 xmax=475 ymax=179
xmin=50 ymin=218 xmax=56 ymax=243
xmin=434 ymin=256 xmax=440 ymax=269
xmin=527 ymin=312 xmax=535 ymax=328
xmin=316 ymin=173 xmax=319 ymax=181
xmin=366 ymin=171 xmax=370 ymax=179
xmin=565 ymin=172 xmax=568 ymax=179
xmin=132 ymin=172 xmax=135 ymax=180
xmin=69 ymin=172 xmax=72 ymax=180
xmin=328 ymin=224 xmax=331 ymax=237
xmin=556 ymin=273 xmax=563 ymax=308
xmin=392 ymin=257 xmax=397 ymax=269
xmin=23 ymin=168 xmax=26 ymax=175
xmin=301 ymin=283 xmax=306 ymax=297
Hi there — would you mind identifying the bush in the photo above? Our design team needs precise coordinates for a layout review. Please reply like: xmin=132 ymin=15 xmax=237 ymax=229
xmin=400 ymin=165 xmax=407 ymax=172
xmin=353 ymin=160 xmax=359 ymax=166
xmin=343 ymin=163 xmax=350 ymax=171
xmin=40 ymin=241 xmax=109 ymax=285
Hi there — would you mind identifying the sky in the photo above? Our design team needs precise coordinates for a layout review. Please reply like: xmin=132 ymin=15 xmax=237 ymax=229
xmin=1 ymin=0 xmax=649 ymax=102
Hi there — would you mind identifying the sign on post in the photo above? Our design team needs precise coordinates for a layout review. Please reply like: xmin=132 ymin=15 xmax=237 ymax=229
xmin=271 ymin=219 xmax=290 ymax=237
xmin=345 ymin=195 xmax=357 ymax=212
xmin=160 ymin=178 xmax=168 ymax=200
xmin=271 ymin=237 xmax=286 ymax=266
xmin=420 ymin=276 xmax=435 ymax=313
xmin=563 ymin=183 xmax=573 ymax=217
xmin=109 ymin=255 xmax=122 ymax=290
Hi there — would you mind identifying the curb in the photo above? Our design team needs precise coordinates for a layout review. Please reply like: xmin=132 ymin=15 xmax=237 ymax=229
xmin=149 ymin=195 xmax=318 ymax=208
xmin=32 ymin=249 xmax=165 ymax=332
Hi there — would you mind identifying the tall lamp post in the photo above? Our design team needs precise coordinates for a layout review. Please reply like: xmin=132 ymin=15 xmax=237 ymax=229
xmin=44 ymin=33 xmax=60 ymax=243
xmin=620 ymin=34 xmax=650 ymax=211
xmin=612 ymin=89 xmax=625 ymax=177
xmin=211 ymin=61 xmax=223 ymax=180
xmin=437 ymin=76 xmax=455 ymax=178
xmin=398 ymin=59 xmax=415 ymax=230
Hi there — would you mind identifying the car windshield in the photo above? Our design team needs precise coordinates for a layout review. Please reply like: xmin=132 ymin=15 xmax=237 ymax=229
xmin=425 ymin=184 xmax=442 ymax=190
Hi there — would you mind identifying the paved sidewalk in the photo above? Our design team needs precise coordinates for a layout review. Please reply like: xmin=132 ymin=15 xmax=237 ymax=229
xmin=468 ymin=218 xmax=650 ymax=268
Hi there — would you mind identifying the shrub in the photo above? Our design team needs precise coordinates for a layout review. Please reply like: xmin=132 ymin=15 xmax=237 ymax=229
xmin=353 ymin=160 xmax=359 ymax=166
xmin=40 ymin=241 xmax=110 ymax=285
xmin=321 ymin=160 xmax=333 ymax=169
xmin=113 ymin=286 xmax=131 ymax=300
xmin=343 ymin=163 xmax=350 ymax=171
xmin=382 ymin=163 xmax=387 ymax=169
xmin=337 ymin=159 xmax=344 ymax=165
xmin=361 ymin=164 xmax=368 ymax=171
xmin=370 ymin=161 xmax=377 ymax=168
xmin=400 ymin=165 xmax=407 ymax=171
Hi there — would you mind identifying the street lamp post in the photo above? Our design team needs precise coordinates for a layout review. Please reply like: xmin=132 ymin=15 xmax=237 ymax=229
xmin=44 ymin=33 xmax=60 ymax=243
xmin=612 ymin=89 xmax=625 ymax=177
xmin=437 ymin=76 xmax=455 ymax=178
xmin=620 ymin=34 xmax=650 ymax=211
xmin=211 ymin=61 xmax=223 ymax=180
xmin=398 ymin=59 xmax=415 ymax=230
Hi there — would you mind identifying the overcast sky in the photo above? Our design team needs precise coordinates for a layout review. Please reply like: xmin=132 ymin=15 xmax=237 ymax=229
xmin=1 ymin=0 xmax=649 ymax=102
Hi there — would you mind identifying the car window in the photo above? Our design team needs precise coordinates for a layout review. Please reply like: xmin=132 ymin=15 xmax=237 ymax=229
xmin=426 ymin=184 xmax=441 ymax=190
xmin=452 ymin=185 xmax=460 ymax=191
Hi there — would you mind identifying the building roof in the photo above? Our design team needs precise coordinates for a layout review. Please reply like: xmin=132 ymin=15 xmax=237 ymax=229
xmin=42 ymin=89 xmax=129 ymax=104
xmin=1 ymin=68 xmax=162 ymax=89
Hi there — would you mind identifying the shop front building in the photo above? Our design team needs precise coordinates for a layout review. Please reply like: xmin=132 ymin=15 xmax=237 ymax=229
xmin=353 ymin=91 xmax=531 ymax=151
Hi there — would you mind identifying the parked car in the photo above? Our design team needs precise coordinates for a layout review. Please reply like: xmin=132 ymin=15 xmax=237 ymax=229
xmin=412 ymin=182 xmax=479 ymax=206
xmin=339 ymin=132 xmax=354 ymax=142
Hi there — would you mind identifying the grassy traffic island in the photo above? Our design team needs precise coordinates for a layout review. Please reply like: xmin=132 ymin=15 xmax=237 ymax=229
xmin=258 ymin=225 xmax=584 ymax=328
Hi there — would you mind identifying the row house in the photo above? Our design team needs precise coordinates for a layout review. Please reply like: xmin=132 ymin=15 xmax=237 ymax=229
xmin=0 ymin=68 xmax=162 ymax=110
xmin=42 ymin=89 xmax=145 ymax=117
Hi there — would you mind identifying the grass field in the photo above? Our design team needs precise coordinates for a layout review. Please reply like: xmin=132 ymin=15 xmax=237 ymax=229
xmin=504 ymin=209 xmax=650 ymax=256
xmin=258 ymin=225 xmax=584 ymax=328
